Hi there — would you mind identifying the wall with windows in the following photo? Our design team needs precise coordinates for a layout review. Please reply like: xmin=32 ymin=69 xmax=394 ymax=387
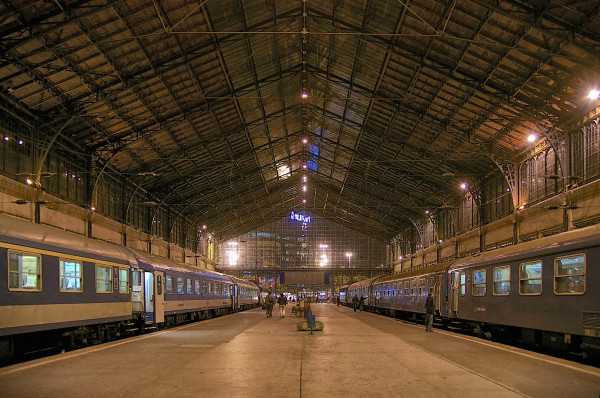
xmin=392 ymin=115 xmax=600 ymax=273
xmin=0 ymin=108 xmax=213 ymax=269
xmin=218 ymin=211 xmax=386 ymax=269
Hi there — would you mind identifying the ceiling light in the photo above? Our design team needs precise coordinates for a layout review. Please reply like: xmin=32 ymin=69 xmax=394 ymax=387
xmin=302 ymin=185 xmax=307 ymax=191
xmin=460 ymin=183 xmax=467 ymax=189
xmin=201 ymin=225 xmax=206 ymax=230
xmin=25 ymin=178 xmax=33 ymax=185
xmin=302 ymin=164 xmax=307 ymax=169
xmin=302 ymin=176 xmax=307 ymax=182
xmin=527 ymin=134 xmax=536 ymax=142
xmin=4 ymin=136 xmax=8 ymax=141
xmin=302 ymin=199 xmax=306 ymax=204
xmin=588 ymin=89 xmax=599 ymax=100
xmin=302 ymin=138 xmax=308 ymax=144
xmin=301 ymin=92 xmax=308 ymax=99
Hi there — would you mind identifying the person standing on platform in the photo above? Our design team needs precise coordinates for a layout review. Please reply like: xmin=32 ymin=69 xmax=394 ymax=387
xmin=359 ymin=295 xmax=365 ymax=312
xmin=277 ymin=293 xmax=288 ymax=318
xmin=352 ymin=295 xmax=358 ymax=312
xmin=265 ymin=291 xmax=275 ymax=318
xmin=425 ymin=293 xmax=434 ymax=332
xmin=337 ymin=295 xmax=340 ymax=307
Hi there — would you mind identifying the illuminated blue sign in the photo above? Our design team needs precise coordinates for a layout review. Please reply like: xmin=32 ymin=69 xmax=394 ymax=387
xmin=290 ymin=211 xmax=311 ymax=223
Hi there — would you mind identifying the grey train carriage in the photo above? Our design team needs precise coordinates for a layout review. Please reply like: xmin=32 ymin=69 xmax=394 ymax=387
xmin=0 ymin=213 xmax=259 ymax=360
xmin=347 ymin=223 xmax=600 ymax=357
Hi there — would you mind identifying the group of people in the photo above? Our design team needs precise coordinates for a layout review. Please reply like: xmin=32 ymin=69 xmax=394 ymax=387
xmin=351 ymin=295 xmax=365 ymax=312
xmin=263 ymin=291 xmax=288 ymax=318
xmin=263 ymin=290 xmax=435 ymax=332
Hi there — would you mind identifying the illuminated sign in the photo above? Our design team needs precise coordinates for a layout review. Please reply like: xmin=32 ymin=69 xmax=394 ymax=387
xmin=290 ymin=211 xmax=311 ymax=223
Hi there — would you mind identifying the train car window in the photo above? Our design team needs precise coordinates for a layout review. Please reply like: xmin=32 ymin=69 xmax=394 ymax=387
xmin=472 ymin=269 xmax=486 ymax=296
xmin=418 ymin=278 xmax=427 ymax=296
xmin=132 ymin=270 xmax=142 ymax=287
xmin=194 ymin=280 xmax=200 ymax=294
xmin=8 ymin=251 xmax=41 ymax=291
xmin=186 ymin=278 xmax=193 ymax=294
xmin=554 ymin=254 xmax=585 ymax=295
xmin=95 ymin=265 xmax=112 ymax=293
xmin=403 ymin=280 xmax=410 ymax=296
xmin=219 ymin=284 xmax=223 ymax=295
xmin=429 ymin=276 xmax=434 ymax=295
xmin=202 ymin=281 xmax=207 ymax=295
xmin=156 ymin=275 xmax=162 ymax=295
xmin=176 ymin=277 xmax=184 ymax=294
xmin=493 ymin=266 xmax=510 ymax=295
xmin=459 ymin=272 xmax=466 ymax=296
xmin=519 ymin=261 xmax=542 ymax=295
xmin=59 ymin=259 xmax=82 ymax=292
xmin=165 ymin=276 xmax=173 ymax=294
xmin=118 ymin=269 xmax=129 ymax=293
xmin=411 ymin=279 xmax=417 ymax=297
xmin=397 ymin=282 xmax=402 ymax=296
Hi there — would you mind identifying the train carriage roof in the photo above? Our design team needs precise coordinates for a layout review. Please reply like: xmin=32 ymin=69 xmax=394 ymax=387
xmin=0 ymin=213 xmax=133 ymax=265
xmin=227 ymin=275 xmax=259 ymax=289
xmin=449 ymin=223 xmax=600 ymax=272
xmin=349 ymin=276 xmax=383 ymax=290
xmin=375 ymin=260 xmax=458 ymax=284
xmin=129 ymin=248 xmax=231 ymax=282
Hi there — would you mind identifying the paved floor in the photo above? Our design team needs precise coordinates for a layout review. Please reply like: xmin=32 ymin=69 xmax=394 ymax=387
xmin=0 ymin=303 xmax=599 ymax=397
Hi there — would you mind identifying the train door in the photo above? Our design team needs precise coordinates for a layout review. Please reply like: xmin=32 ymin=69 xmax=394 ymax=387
xmin=154 ymin=272 xmax=164 ymax=323
xmin=435 ymin=275 xmax=442 ymax=312
xmin=233 ymin=284 xmax=238 ymax=310
xmin=144 ymin=272 xmax=154 ymax=324
xmin=451 ymin=271 xmax=460 ymax=316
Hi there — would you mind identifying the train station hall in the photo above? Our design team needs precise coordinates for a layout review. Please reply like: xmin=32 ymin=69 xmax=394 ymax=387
xmin=0 ymin=0 xmax=599 ymax=397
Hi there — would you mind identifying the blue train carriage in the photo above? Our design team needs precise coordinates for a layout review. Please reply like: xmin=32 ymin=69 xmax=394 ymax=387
xmin=129 ymin=250 xmax=237 ymax=327
xmin=338 ymin=285 xmax=349 ymax=305
xmin=0 ymin=213 xmax=135 ymax=358
xmin=227 ymin=276 xmax=260 ymax=311
xmin=347 ymin=276 xmax=380 ymax=310
xmin=446 ymin=223 xmax=600 ymax=354
xmin=371 ymin=260 xmax=454 ymax=318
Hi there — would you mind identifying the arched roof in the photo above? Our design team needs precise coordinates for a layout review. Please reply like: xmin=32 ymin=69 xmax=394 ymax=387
xmin=1 ymin=0 xmax=598 ymax=241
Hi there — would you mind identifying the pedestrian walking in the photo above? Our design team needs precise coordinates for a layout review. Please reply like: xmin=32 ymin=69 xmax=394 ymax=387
xmin=359 ymin=295 xmax=365 ymax=312
xmin=352 ymin=295 xmax=358 ymax=312
xmin=264 ymin=291 xmax=275 ymax=318
xmin=277 ymin=293 xmax=288 ymax=318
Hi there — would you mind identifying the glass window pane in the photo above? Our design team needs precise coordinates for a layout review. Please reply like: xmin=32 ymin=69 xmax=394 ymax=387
xmin=8 ymin=251 xmax=41 ymax=290
xmin=493 ymin=266 xmax=510 ymax=295
xmin=60 ymin=259 xmax=82 ymax=291
xmin=177 ymin=277 xmax=184 ymax=294
xmin=520 ymin=262 xmax=541 ymax=279
xmin=472 ymin=270 xmax=486 ymax=296
xmin=96 ymin=265 xmax=112 ymax=292
xmin=119 ymin=269 xmax=129 ymax=293
xmin=166 ymin=276 xmax=173 ymax=294
xmin=519 ymin=261 xmax=542 ymax=295
xmin=555 ymin=255 xmax=585 ymax=294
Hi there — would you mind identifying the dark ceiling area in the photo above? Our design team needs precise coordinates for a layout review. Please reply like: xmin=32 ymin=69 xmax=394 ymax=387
xmin=1 ymin=0 xmax=599 ymax=241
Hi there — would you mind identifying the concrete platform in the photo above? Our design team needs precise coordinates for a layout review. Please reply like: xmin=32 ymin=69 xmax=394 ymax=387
xmin=0 ymin=303 xmax=599 ymax=397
